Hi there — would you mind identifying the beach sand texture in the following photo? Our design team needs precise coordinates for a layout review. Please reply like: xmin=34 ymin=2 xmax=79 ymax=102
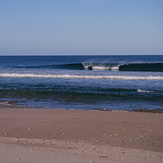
xmin=0 ymin=107 xmax=163 ymax=163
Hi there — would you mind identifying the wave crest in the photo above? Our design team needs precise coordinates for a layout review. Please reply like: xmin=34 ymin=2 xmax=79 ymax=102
xmin=11 ymin=62 xmax=163 ymax=72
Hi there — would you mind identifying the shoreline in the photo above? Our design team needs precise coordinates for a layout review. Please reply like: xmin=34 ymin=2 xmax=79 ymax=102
xmin=1 ymin=103 xmax=163 ymax=113
xmin=0 ymin=107 xmax=163 ymax=163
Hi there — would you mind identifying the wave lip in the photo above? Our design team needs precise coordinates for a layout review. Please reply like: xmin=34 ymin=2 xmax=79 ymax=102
xmin=0 ymin=73 xmax=163 ymax=80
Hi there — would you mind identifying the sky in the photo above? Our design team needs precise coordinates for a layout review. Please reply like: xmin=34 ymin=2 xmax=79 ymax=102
xmin=0 ymin=0 xmax=163 ymax=55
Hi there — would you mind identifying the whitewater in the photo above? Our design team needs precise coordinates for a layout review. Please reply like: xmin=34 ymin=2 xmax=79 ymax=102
xmin=0 ymin=73 xmax=163 ymax=80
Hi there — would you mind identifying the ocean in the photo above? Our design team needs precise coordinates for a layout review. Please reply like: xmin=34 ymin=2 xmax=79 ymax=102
xmin=0 ymin=55 xmax=163 ymax=111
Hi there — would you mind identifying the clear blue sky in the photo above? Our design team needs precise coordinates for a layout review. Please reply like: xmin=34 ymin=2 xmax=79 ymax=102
xmin=0 ymin=0 xmax=163 ymax=55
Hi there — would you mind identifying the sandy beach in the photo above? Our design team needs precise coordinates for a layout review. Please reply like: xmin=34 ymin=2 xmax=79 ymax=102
xmin=0 ymin=107 xmax=163 ymax=163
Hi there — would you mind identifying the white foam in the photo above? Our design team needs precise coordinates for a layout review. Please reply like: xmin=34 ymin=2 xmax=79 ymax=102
xmin=92 ymin=66 xmax=111 ymax=70
xmin=137 ymin=89 xmax=153 ymax=93
xmin=0 ymin=73 xmax=163 ymax=80
xmin=111 ymin=66 xmax=119 ymax=71
xmin=82 ymin=63 xmax=92 ymax=69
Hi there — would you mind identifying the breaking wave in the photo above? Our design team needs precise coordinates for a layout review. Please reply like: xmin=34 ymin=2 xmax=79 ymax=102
xmin=11 ymin=62 xmax=163 ymax=72
xmin=0 ymin=73 xmax=163 ymax=80
xmin=82 ymin=62 xmax=163 ymax=71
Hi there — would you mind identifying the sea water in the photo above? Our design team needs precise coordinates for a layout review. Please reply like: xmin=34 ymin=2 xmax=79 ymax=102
xmin=0 ymin=55 xmax=163 ymax=111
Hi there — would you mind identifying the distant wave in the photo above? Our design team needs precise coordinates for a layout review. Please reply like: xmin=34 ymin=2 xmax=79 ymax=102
xmin=0 ymin=73 xmax=163 ymax=80
xmin=11 ymin=62 xmax=163 ymax=72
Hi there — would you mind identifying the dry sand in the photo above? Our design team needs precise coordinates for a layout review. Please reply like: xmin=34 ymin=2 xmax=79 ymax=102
xmin=0 ymin=107 xmax=163 ymax=163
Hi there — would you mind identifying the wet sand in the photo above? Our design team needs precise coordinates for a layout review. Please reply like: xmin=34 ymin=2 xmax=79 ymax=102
xmin=0 ymin=107 xmax=163 ymax=163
